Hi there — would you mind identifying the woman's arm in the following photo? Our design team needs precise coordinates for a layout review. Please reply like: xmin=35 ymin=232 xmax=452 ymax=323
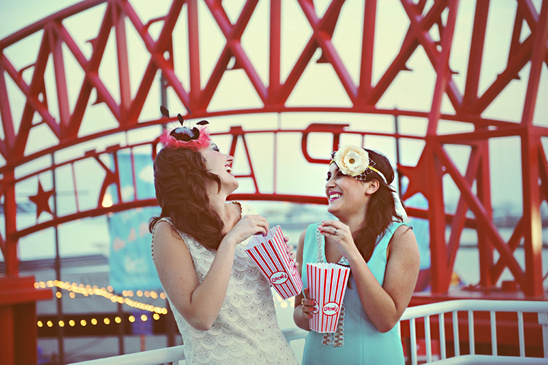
xmin=293 ymin=229 xmax=313 ymax=331
xmin=153 ymin=215 xmax=268 ymax=331
xmin=320 ymin=222 xmax=420 ymax=333
xmin=352 ymin=226 xmax=419 ymax=332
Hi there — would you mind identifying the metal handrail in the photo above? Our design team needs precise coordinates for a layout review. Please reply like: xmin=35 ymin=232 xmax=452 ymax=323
xmin=70 ymin=300 xmax=548 ymax=365
xmin=398 ymin=299 xmax=548 ymax=365
xmin=69 ymin=327 xmax=308 ymax=365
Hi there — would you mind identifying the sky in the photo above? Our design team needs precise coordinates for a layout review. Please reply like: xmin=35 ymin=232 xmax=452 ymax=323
xmin=1 ymin=0 xmax=547 ymax=264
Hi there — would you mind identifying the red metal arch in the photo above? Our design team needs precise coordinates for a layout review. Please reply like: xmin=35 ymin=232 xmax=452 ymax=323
xmin=0 ymin=0 xmax=547 ymax=299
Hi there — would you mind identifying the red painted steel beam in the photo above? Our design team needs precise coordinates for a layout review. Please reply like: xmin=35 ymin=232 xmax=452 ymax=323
xmin=436 ymin=144 xmax=527 ymax=287
xmin=298 ymin=0 xmax=358 ymax=102
xmin=425 ymin=144 xmax=450 ymax=293
xmin=365 ymin=0 xmax=447 ymax=106
xmin=123 ymin=0 xmax=187 ymax=121
xmin=269 ymin=0 xmax=281 ymax=103
xmin=470 ymin=34 xmax=534 ymax=114
xmin=57 ymin=3 xmax=121 ymax=138
xmin=401 ymin=0 xmax=463 ymax=112
xmin=445 ymin=147 xmax=481 ymax=280
xmin=518 ymin=0 xmax=548 ymax=65
xmin=55 ymin=16 xmax=123 ymax=124
xmin=462 ymin=0 xmax=489 ymax=110
xmin=278 ymin=0 xmax=353 ymax=105
xmin=47 ymin=23 xmax=71 ymax=134
xmin=188 ymin=0 xmax=201 ymax=106
xmin=539 ymin=145 xmax=548 ymax=202
xmin=113 ymin=2 xmax=132 ymax=126
xmin=0 ymin=0 xmax=107 ymax=48
xmin=201 ymin=0 xmax=264 ymax=108
xmin=422 ymin=0 xmax=459 ymax=293
xmin=1 ymin=43 xmax=59 ymax=159
xmin=357 ymin=0 xmax=377 ymax=101
xmin=476 ymin=135 xmax=495 ymax=290
xmin=426 ymin=0 xmax=459 ymax=135
xmin=3 ymin=169 xmax=18 ymax=276
xmin=519 ymin=0 xmax=548 ymax=297
xmin=492 ymin=219 xmax=525 ymax=283
xmin=0 ymin=62 xmax=14 ymax=157
xmin=277 ymin=32 xmax=320 ymax=105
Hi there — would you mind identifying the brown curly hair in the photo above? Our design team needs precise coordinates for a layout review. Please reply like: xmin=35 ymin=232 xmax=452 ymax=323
xmin=351 ymin=149 xmax=404 ymax=262
xmin=149 ymin=146 xmax=225 ymax=250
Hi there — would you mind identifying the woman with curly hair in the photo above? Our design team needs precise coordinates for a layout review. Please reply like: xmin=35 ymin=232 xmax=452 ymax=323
xmin=293 ymin=145 xmax=420 ymax=364
xmin=150 ymin=114 xmax=297 ymax=364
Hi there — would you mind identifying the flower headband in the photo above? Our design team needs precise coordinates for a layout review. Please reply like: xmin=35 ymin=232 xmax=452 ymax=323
xmin=330 ymin=144 xmax=408 ymax=221
xmin=159 ymin=106 xmax=211 ymax=151
xmin=330 ymin=145 xmax=387 ymax=183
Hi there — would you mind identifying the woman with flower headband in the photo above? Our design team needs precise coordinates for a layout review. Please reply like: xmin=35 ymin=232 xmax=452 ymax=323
xmin=150 ymin=109 xmax=297 ymax=364
xmin=293 ymin=145 xmax=420 ymax=364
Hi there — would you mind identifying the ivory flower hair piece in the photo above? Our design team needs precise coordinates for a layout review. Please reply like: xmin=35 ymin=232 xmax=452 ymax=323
xmin=331 ymin=144 xmax=387 ymax=183
xmin=330 ymin=144 xmax=408 ymax=221
xmin=159 ymin=106 xmax=210 ymax=151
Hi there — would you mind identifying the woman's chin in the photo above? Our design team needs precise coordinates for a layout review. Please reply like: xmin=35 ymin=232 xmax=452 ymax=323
xmin=227 ymin=179 xmax=239 ymax=193
xmin=327 ymin=203 xmax=338 ymax=215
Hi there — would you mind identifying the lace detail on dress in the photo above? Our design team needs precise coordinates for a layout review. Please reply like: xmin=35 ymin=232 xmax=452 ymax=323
xmin=153 ymin=203 xmax=297 ymax=364
xmin=314 ymin=223 xmax=346 ymax=348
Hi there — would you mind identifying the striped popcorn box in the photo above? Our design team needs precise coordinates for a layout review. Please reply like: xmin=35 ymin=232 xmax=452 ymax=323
xmin=245 ymin=225 xmax=303 ymax=299
xmin=306 ymin=263 xmax=350 ymax=333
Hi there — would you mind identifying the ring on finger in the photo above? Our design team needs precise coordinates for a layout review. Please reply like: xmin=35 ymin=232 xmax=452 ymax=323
xmin=333 ymin=228 xmax=338 ymax=234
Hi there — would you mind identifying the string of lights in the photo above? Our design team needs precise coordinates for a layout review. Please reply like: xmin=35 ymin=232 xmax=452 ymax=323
xmin=34 ymin=279 xmax=295 ymax=331
xmin=37 ymin=312 xmax=162 ymax=329
xmin=34 ymin=280 xmax=168 ymax=330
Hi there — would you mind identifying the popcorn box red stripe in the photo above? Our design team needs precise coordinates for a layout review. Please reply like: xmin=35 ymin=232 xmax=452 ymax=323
xmin=306 ymin=264 xmax=316 ymax=330
xmin=306 ymin=263 xmax=350 ymax=333
xmin=269 ymin=242 xmax=299 ymax=298
xmin=262 ymin=245 xmax=293 ymax=299
xmin=245 ymin=226 xmax=303 ymax=300
xmin=248 ymin=247 xmax=286 ymax=294
xmin=248 ymin=241 xmax=301 ymax=299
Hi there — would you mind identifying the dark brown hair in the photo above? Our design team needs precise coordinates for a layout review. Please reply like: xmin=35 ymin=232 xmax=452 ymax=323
xmin=149 ymin=146 xmax=224 ymax=250
xmin=352 ymin=149 xmax=403 ymax=262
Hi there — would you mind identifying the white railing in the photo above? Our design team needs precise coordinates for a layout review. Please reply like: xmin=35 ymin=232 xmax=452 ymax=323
xmin=70 ymin=300 xmax=548 ymax=365
xmin=399 ymin=299 xmax=548 ymax=365
xmin=68 ymin=327 xmax=307 ymax=365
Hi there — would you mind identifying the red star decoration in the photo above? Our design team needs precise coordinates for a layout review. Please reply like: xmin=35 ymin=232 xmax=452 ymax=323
xmin=28 ymin=181 xmax=55 ymax=218
xmin=398 ymin=144 xmax=443 ymax=202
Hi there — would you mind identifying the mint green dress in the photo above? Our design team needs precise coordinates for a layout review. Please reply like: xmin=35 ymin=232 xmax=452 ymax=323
xmin=301 ymin=222 xmax=407 ymax=365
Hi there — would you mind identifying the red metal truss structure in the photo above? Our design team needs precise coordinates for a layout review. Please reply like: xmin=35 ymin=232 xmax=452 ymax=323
xmin=1 ymin=0 xmax=547 ymax=299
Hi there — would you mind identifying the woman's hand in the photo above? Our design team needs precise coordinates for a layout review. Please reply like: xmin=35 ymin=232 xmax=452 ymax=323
xmin=319 ymin=220 xmax=359 ymax=260
xmin=223 ymin=214 xmax=269 ymax=246
xmin=300 ymin=288 xmax=317 ymax=319
xmin=293 ymin=230 xmax=311 ymax=331
xmin=284 ymin=236 xmax=299 ymax=270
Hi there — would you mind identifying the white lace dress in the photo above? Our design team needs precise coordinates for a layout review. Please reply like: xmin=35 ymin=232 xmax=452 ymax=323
xmin=154 ymin=203 xmax=297 ymax=365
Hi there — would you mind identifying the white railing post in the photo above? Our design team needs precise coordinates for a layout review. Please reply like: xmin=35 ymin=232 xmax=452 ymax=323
xmin=425 ymin=315 xmax=432 ymax=363
xmin=410 ymin=318 xmax=418 ymax=365
xmin=439 ymin=312 xmax=446 ymax=360
xmin=453 ymin=310 xmax=460 ymax=357
xmin=490 ymin=311 xmax=497 ymax=357
xmin=468 ymin=310 xmax=475 ymax=355
xmin=538 ymin=313 xmax=548 ymax=358
xmin=518 ymin=312 xmax=525 ymax=357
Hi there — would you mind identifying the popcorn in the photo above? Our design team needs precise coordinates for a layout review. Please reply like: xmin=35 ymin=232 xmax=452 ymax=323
xmin=245 ymin=226 xmax=303 ymax=299
xmin=306 ymin=263 xmax=350 ymax=333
